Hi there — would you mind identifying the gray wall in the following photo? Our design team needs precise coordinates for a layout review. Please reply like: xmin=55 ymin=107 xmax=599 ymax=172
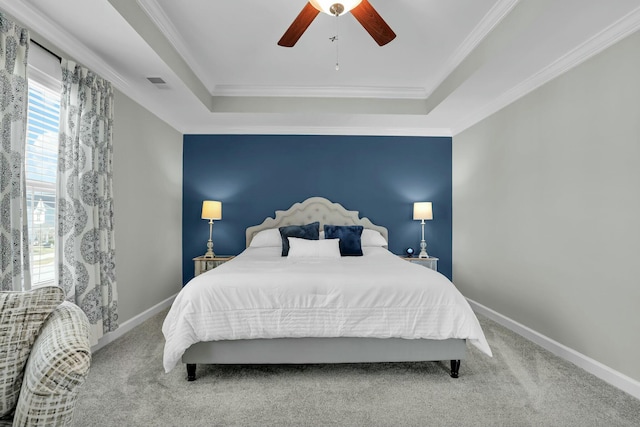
xmin=112 ymin=90 xmax=183 ymax=324
xmin=453 ymin=31 xmax=640 ymax=382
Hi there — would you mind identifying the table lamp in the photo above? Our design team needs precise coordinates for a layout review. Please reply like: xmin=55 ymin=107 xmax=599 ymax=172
xmin=413 ymin=202 xmax=433 ymax=258
xmin=201 ymin=200 xmax=222 ymax=258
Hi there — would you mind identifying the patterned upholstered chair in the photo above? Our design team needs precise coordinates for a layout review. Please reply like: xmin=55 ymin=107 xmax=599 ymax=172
xmin=0 ymin=286 xmax=91 ymax=426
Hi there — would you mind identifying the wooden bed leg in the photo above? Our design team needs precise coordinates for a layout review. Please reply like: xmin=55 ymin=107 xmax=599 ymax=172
xmin=450 ymin=360 xmax=461 ymax=378
xmin=186 ymin=364 xmax=196 ymax=381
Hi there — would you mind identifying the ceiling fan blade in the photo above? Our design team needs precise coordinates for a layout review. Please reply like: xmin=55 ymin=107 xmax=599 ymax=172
xmin=278 ymin=2 xmax=320 ymax=47
xmin=350 ymin=0 xmax=396 ymax=46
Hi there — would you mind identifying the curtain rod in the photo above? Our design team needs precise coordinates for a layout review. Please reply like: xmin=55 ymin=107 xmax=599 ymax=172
xmin=31 ymin=39 xmax=62 ymax=63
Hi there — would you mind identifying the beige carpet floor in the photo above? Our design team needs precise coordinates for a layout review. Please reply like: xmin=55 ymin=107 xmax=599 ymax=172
xmin=73 ymin=309 xmax=640 ymax=426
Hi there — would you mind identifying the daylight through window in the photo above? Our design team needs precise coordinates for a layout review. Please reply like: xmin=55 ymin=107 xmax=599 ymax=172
xmin=25 ymin=78 xmax=61 ymax=287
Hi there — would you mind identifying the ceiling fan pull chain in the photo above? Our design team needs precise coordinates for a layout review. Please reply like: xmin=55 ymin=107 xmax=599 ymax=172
xmin=335 ymin=13 xmax=340 ymax=71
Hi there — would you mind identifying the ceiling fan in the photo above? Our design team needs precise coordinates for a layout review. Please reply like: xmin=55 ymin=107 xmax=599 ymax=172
xmin=278 ymin=0 xmax=396 ymax=47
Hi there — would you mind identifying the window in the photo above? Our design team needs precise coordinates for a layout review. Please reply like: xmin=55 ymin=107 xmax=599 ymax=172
xmin=25 ymin=71 xmax=61 ymax=287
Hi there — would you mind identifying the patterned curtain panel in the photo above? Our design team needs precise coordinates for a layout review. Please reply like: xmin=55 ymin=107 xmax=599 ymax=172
xmin=57 ymin=59 xmax=118 ymax=344
xmin=0 ymin=13 xmax=31 ymax=292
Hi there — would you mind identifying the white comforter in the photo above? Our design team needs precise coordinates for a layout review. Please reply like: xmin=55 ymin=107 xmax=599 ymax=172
xmin=162 ymin=247 xmax=492 ymax=372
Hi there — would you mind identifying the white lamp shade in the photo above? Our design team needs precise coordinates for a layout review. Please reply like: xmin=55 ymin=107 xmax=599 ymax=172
xmin=413 ymin=202 xmax=433 ymax=220
xmin=310 ymin=0 xmax=362 ymax=15
xmin=201 ymin=200 xmax=222 ymax=220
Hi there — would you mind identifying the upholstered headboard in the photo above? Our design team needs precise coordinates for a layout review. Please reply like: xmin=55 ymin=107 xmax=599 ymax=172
xmin=246 ymin=197 xmax=389 ymax=248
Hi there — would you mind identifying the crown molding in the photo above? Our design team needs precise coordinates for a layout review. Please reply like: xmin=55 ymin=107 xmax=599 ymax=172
xmin=136 ymin=0 xmax=214 ymax=92
xmin=139 ymin=0 xmax=428 ymax=101
xmin=0 ymin=0 xmax=189 ymax=133
xmin=425 ymin=0 xmax=520 ymax=97
xmin=0 ymin=0 xmax=129 ymax=91
xmin=184 ymin=122 xmax=452 ymax=137
xmin=212 ymin=85 xmax=428 ymax=99
xmin=452 ymin=4 xmax=640 ymax=135
xmin=138 ymin=0 xmax=519 ymax=101
xmin=6 ymin=0 xmax=636 ymax=137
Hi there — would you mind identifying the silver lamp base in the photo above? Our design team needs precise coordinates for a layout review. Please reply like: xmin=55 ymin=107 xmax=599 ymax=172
xmin=203 ymin=218 xmax=216 ymax=258
xmin=418 ymin=239 xmax=428 ymax=258
xmin=203 ymin=239 xmax=215 ymax=258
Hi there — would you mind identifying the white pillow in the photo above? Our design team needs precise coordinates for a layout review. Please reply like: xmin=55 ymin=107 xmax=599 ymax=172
xmin=287 ymin=237 xmax=341 ymax=258
xmin=361 ymin=229 xmax=387 ymax=247
xmin=249 ymin=229 xmax=282 ymax=247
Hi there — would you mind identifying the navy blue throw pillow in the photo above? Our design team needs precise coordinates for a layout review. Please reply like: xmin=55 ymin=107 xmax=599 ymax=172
xmin=279 ymin=222 xmax=320 ymax=256
xmin=324 ymin=225 xmax=364 ymax=256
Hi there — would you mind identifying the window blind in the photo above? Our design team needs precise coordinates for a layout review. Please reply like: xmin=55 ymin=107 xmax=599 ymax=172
xmin=26 ymin=78 xmax=61 ymax=287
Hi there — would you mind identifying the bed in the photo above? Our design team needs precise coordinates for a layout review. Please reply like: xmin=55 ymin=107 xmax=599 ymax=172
xmin=163 ymin=197 xmax=491 ymax=381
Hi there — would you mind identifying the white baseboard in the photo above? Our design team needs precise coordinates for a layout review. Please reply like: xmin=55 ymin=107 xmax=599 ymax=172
xmin=91 ymin=293 xmax=178 ymax=353
xmin=467 ymin=298 xmax=640 ymax=401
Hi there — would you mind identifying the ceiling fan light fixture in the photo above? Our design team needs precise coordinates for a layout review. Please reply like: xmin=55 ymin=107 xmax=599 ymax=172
xmin=278 ymin=0 xmax=394 ymax=48
xmin=310 ymin=0 xmax=362 ymax=16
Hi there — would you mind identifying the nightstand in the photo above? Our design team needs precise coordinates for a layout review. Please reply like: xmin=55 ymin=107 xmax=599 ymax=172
xmin=402 ymin=256 xmax=439 ymax=272
xmin=193 ymin=256 xmax=234 ymax=277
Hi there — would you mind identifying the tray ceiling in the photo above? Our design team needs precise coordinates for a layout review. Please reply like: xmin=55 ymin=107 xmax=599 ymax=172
xmin=2 ymin=0 xmax=639 ymax=135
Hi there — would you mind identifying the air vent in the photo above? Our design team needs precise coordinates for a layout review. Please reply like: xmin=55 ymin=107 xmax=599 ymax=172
xmin=147 ymin=77 xmax=166 ymax=85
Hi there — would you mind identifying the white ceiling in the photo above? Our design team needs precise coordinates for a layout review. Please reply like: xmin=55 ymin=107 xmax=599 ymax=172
xmin=2 ymin=0 xmax=639 ymax=135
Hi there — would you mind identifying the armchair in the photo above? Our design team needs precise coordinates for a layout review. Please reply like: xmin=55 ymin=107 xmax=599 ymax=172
xmin=0 ymin=287 xmax=91 ymax=426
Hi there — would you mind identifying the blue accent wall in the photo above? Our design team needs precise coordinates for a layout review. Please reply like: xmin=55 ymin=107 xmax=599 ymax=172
xmin=183 ymin=134 xmax=452 ymax=284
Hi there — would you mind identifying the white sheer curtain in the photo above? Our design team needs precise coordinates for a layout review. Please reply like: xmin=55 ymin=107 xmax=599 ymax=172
xmin=0 ymin=12 xmax=31 ymax=292
xmin=57 ymin=59 xmax=118 ymax=344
